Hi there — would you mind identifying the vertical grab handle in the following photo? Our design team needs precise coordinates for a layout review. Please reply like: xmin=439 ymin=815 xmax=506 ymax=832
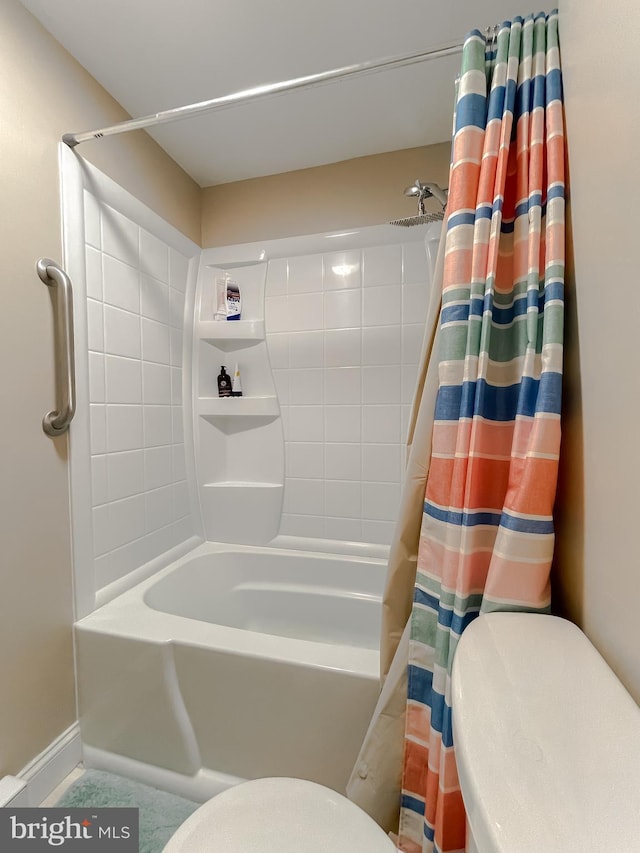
xmin=37 ymin=259 xmax=76 ymax=437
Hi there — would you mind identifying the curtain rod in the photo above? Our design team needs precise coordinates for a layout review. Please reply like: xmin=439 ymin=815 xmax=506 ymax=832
xmin=62 ymin=39 xmax=463 ymax=148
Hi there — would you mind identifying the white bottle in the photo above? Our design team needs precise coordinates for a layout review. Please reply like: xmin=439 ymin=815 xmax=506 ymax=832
xmin=232 ymin=363 xmax=243 ymax=397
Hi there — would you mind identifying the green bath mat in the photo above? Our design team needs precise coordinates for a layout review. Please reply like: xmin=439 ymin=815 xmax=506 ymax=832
xmin=55 ymin=769 xmax=199 ymax=852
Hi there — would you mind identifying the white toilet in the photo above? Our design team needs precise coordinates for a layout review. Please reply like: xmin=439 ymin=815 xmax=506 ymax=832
xmin=452 ymin=612 xmax=640 ymax=852
xmin=165 ymin=612 xmax=640 ymax=852
xmin=163 ymin=775 xmax=396 ymax=852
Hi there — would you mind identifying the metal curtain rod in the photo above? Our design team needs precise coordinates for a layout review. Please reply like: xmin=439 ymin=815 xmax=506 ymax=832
xmin=62 ymin=39 xmax=463 ymax=148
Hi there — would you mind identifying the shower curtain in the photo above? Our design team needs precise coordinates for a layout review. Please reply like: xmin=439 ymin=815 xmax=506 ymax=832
xmin=348 ymin=10 xmax=565 ymax=852
xmin=398 ymin=11 xmax=564 ymax=852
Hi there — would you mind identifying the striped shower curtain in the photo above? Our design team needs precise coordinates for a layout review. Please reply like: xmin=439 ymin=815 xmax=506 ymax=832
xmin=398 ymin=11 xmax=564 ymax=853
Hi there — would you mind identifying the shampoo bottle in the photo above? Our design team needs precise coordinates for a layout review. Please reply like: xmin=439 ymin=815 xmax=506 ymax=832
xmin=232 ymin=363 xmax=243 ymax=397
xmin=217 ymin=366 xmax=232 ymax=397
xmin=214 ymin=278 xmax=228 ymax=321
xmin=226 ymin=280 xmax=241 ymax=320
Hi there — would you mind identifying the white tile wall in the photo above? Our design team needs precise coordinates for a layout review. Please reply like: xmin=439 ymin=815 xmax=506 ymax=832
xmin=84 ymin=193 xmax=194 ymax=591
xmin=265 ymin=236 xmax=435 ymax=546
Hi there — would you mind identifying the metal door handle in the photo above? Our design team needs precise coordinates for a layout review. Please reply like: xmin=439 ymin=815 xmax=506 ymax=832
xmin=37 ymin=259 xmax=76 ymax=437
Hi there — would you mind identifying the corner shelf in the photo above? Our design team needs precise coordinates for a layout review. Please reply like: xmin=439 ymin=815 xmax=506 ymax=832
xmin=197 ymin=396 xmax=279 ymax=418
xmin=195 ymin=255 xmax=283 ymax=544
xmin=199 ymin=320 xmax=265 ymax=348
xmin=202 ymin=481 xmax=282 ymax=490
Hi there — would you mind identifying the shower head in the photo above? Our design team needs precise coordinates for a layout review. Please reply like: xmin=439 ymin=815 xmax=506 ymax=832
xmin=391 ymin=179 xmax=447 ymax=227
xmin=390 ymin=210 xmax=445 ymax=227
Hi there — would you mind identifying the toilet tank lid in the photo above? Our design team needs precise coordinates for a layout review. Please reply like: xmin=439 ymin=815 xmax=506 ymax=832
xmin=451 ymin=613 xmax=640 ymax=853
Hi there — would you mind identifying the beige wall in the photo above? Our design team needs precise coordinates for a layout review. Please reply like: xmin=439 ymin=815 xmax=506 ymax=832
xmin=0 ymin=0 xmax=200 ymax=777
xmin=557 ymin=0 xmax=640 ymax=701
xmin=201 ymin=144 xmax=451 ymax=247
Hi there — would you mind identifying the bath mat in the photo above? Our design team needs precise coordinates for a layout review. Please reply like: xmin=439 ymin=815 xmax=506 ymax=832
xmin=54 ymin=768 xmax=199 ymax=852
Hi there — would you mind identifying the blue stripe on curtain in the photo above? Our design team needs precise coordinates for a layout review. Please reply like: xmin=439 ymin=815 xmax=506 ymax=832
xmin=455 ymin=94 xmax=487 ymax=132
xmin=401 ymin=794 xmax=426 ymax=814
xmin=424 ymin=504 xmax=504 ymax=527
xmin=435 ymin=373 xmax=562 ymax=421
xmin=407 ymin=664 xmax=433 ymax=701
xmin=414 ymin=587 xmax=440 ymax=611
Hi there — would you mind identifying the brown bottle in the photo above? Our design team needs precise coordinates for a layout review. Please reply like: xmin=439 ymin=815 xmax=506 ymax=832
xmin=217 ymin=366 xmax=232 ymax=397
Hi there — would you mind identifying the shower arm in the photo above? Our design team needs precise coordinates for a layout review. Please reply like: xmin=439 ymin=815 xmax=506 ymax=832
xmin=422 ymin=182 xmax=448 ymax=208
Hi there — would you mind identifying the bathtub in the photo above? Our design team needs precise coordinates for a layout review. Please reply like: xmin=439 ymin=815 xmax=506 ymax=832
xmin=75 ymin=542 xmax=386 ymax=802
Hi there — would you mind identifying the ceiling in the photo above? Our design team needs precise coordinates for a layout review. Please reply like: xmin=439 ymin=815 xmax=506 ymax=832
xmin=21 ymin=0 xmax=519 ymax=187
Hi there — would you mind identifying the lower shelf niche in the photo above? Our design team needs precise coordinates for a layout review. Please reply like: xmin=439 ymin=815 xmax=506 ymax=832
xmin=200 ymin=482 xmax=284 ymax=543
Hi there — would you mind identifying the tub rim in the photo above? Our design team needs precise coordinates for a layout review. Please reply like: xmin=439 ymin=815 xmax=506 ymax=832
xmin=77 ymin=541 xmax=386 ymax=678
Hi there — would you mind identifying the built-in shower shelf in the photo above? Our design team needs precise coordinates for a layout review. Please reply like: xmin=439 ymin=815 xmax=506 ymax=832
xmin=199 ymin=320 xmax=265 ymax=346
xmin=198 ymin=396 xmax=279 ymax=418
xmin=202 ymin=482 xmax=282 ymax=490
xmin=196 ymin=248 xmax=282 ymax=544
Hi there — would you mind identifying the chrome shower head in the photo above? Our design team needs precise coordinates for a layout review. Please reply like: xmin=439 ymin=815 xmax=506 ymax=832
xmin=402 ymin=180 xmax=448 ymax=207
xmin=390 ymin=210 xmax=445 ymax=227
xmin=392 ymin=179 xmax=447 ymax=227
xmin=404 ymin=182 xmax=424 ymax=198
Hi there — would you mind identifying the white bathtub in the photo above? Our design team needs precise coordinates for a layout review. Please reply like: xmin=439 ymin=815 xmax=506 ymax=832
xmin=75 ymin=542 xmax=386 ymax=802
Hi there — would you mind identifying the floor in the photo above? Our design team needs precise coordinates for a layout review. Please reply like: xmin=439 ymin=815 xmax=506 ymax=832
xmin=39 ymin=764 xmax=85 ymax=806
xmin=44 ymin=766 xmax=200 ymax=853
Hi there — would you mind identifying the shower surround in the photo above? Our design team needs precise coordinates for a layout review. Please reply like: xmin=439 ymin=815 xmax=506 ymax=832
xmin=65 ymin=147 xmax=439 ymax=609
xmin=62 ymin=147 xmax=439 ymax=796
xmin=62 ymin=149 xmax=201 ymax=618
xmin=264 ymin=228 xmax=440 ymax=545
xmin=192 ymin=223 xmax=440 ymax=551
